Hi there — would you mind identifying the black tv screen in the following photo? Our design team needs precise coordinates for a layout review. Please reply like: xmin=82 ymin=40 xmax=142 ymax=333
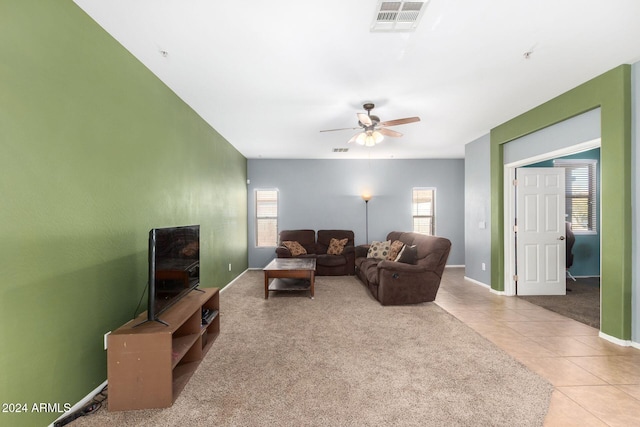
xmin=147 ymin=225 xmax=200 ymax=323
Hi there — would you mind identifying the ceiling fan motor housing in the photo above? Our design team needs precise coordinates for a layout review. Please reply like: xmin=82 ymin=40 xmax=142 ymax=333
xmin=360 ymin=103 xmax=379 ymax=128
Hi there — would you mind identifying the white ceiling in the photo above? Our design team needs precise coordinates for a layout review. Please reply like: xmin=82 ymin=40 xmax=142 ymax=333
xmin=73 ymin=0 xmax=640 ymax=160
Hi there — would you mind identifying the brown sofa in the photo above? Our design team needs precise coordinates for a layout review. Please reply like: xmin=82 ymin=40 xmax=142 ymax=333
xmin=355 ymin=231 xmax=451 ymax=305
xmin=275 ymin=229 xmax=355 ymax=276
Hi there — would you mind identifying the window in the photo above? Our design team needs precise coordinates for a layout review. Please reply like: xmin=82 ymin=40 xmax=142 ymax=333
xmin=412 ymin=188 xmax=435 ymax=235
xmin=554 ymin=159 xmax=597 ymax=233
xmin=256 ymin=189 xmax=278 ymax=247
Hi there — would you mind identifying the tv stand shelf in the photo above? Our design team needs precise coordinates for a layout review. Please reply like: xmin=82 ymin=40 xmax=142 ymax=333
xmin=107 ymin=287 xmax=220 ymax=411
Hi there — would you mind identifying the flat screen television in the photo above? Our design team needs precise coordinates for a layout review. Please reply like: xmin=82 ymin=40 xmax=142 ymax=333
xmin=146 ymin=225 xmax=200 ymax=325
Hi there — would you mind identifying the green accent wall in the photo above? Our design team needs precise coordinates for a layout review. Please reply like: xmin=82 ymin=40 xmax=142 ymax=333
xmin=490 ymin=65 xmax=631 ymax=340
xmin=0 ymin=2 xmax=247 ymax=426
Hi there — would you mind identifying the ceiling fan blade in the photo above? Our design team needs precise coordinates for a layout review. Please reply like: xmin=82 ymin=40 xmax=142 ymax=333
xmin=379 ymin=128 xmax=403 ymax=137
xmin=380 ymin=116 xmax=421 ymax=127
xmin=357 ymin=113 xmax=372 ymax=127
xmin=320 ymin=126 xmax=360 ymax=133
xmin=348 ymin=132 xmax=363 ymax=144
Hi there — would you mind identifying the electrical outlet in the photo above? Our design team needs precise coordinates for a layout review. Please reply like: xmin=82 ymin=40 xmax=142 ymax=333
xmin=228 ymin=263 xmax=232 ymax=272
xmin=481 ymin=263 xmax=486 ymax=271
xmin=104 ymin=331 xmax=111 ymax=350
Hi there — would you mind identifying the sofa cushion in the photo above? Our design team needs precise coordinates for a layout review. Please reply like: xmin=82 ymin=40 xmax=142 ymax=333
xmin=327 ymin=237 xmax=348 ymax=255
xmin=367 ymin=240 xmax=391 ymax=259
xmin=317 ymin=253 xmax=347 ymax=267
xmin=282 ymin=241 xmax=307 ymax=256
xmin=387 ymin=240 xmax=404 ymax=261
xmin=395 ymin=244 xmax=417 ymax=264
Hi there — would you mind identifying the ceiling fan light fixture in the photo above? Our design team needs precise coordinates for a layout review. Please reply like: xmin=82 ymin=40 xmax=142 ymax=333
xmin=362 ymin=130 xmax=384 ymax=147
xmin=372 ymin=130 xmax=384 ymax=144
xmin=364 ymin=135 xmax=376 ymax=147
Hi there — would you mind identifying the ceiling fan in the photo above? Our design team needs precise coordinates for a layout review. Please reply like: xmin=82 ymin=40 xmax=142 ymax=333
xmin=320 ymin=103 xmax=420 ymax=147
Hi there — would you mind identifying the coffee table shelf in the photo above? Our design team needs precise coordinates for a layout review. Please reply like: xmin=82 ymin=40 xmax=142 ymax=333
xmin=268 ymin=277 xmax=312 ymax=291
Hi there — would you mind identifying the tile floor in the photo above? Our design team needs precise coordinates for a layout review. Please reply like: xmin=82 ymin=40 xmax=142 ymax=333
xmin=437 ymin=268 xmax=640 ymax=427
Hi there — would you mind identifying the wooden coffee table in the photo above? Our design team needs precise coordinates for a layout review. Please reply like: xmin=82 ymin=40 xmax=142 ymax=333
xmin=263 ymin=258 xmax=316 ymax=299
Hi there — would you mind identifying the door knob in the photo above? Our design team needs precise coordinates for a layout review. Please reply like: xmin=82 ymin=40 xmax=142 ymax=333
xmin=558 ymin=236 xmax=565 ymax=240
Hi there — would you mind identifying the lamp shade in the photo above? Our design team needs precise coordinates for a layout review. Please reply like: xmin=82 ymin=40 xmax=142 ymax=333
xmin=351 ymin=130 xmax=384 ymax=146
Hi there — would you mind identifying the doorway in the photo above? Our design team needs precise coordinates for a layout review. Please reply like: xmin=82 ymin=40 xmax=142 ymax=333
xmin=504 ymin=140 xmax=601 ymax=291
xmin=491 ymin=65 xmax=632 ymax=342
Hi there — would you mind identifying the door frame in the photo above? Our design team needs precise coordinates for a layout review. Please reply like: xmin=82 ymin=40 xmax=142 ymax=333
xmin=504 ymin=138 xmax=601 ymax=296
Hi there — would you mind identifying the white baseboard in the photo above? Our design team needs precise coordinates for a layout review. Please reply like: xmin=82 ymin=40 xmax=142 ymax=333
xmin=462 ymin=276 xmax=508 ymax=295
xmin=220 ymin=269 xmax=249 ymax=293
xmin=49 ymin=380 xmax=107 ymax=427
xmin=445 ymin=265 xmax=464 ymax=268
xmin=463 ymin=276 xmax=489 ymax=288
xmin=598 ymin=331 xmax=640 ymax=348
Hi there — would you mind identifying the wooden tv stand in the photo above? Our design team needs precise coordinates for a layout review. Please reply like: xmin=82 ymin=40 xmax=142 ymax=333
xmin=107 ymin=287 xmax=220 ymax=411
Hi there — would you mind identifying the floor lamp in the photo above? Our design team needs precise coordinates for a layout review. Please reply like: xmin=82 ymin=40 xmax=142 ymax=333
xmin=362 ymin=194 xmax=372 ymax=243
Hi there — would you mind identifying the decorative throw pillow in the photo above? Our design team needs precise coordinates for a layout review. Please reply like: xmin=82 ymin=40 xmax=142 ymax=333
xmin=367 ymin=240 xmax=391 ymax=259
xmin=395 ymin=244 xmax=418 ymax=264
xmin=327 ymin=237 xmax=348 ymax=255
xmin=387 ymin=240 xmax=405 ymax=261
xmin=282 ymin=240 xmax=307 ymax=256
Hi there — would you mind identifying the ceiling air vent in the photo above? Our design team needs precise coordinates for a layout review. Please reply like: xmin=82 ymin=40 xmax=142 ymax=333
xmin=333 ymin=148 xmax=349 ymax=153
xmin=371 ymin=1 xmax=429 ymax=32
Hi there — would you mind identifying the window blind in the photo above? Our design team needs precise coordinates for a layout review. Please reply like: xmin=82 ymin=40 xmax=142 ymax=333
xmin=256 ymin=189 xmax=278 ymax=247
xmin=412 ymin=188 xmax=435 ymax=235
xmin=554 ymin=159 xmax=597 ymax=233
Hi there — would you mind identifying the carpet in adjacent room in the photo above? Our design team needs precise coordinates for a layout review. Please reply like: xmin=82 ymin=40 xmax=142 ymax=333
xmin=518 ymin=277 xmax=600 ymax=329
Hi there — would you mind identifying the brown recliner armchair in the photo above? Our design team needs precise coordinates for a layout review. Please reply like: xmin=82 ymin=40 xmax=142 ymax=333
xmin=315 ymin=230 xmax=355 ymax=276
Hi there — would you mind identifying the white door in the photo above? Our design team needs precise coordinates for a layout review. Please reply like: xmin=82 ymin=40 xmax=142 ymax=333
xmin=516 ymin=168 xmax=566 ymax=295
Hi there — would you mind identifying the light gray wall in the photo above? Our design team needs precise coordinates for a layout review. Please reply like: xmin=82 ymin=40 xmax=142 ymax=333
xmin=464 ymin=134 xmax=492 ymax=285
xmin=247 ymin=159 xmax=465 ymax=269
xmin=503 ymin=108 xmax=601 ymax=164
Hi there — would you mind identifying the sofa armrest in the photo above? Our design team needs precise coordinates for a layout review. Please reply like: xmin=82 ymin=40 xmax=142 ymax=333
xmin=355 ymin=245 xmax=370 ymax=258
xmin=275 ymin=246 xmax=292 ymax=258
xmin=343 ymin=245 xmax=355 ymax=255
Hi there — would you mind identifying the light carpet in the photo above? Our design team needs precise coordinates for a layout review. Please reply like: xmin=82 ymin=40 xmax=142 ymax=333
xmin=72 ymin=270 xmax=553 ymax=426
